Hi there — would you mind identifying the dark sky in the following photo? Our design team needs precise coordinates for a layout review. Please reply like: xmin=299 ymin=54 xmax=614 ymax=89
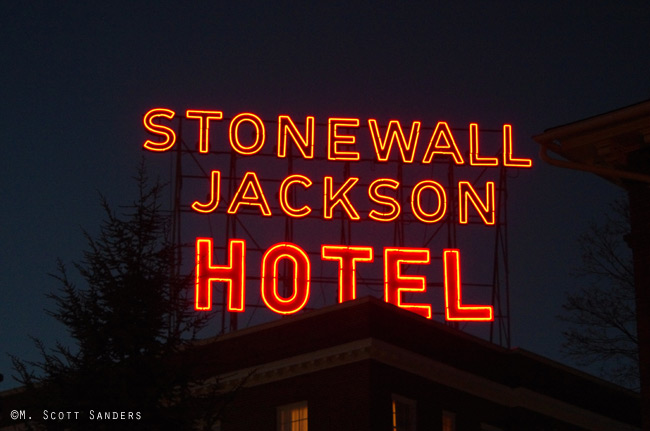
xmin=2 ymin=1 xmax=649 ymax=389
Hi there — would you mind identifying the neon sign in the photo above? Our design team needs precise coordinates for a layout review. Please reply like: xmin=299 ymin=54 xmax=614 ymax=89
xmin=143 ymin=108 xmax=532 ymax=322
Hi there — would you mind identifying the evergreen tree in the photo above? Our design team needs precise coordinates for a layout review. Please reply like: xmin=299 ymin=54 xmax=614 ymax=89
xmin=12 ymin=166 xmax=218 ymax=430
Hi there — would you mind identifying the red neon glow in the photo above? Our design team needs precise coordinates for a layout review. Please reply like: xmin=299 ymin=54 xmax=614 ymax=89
xmin=321 ymin=245 xmax=374 ymax=302
xmin=277 ymin=115 xmax=315 ymax=159
xmin=279 ymin=174 xmax=313 ymax=218
xmin=411 ymin=180 xmax=447 ymax=223
xmin=443 ymin=249 xmax=493 ymax=321
xmin=229 ymin=112 xmax=266 ymax=155
xmin=186 ymin=110 xmax=224 ymax=153
xmin=422 ymin=121 xmax=465 ymax=164
xmin=368 ymin=178 xmax=401 ymax=222
xmin=469 ymin=123 xmax=499 ymax=166
xmin=458 ymin=181 xmax=495 ymax=225
xmin=195 ymin=238 xmax=246 ymax=311
xmin=323 ymin=176 xmax=361 ymax=220
xmin=192 ymin=170 xmax=221 ymax=213
xmin=227 ymin=171 xmax=272 ymax=216
xmin=368 ymin=119 xmax=421 ymax=163
xmin=384 ymin=247 xmax=432 ymax=318
xmin=261 ymin=243 xmax=311 ymax=315
xmin=502 ymin=124 xmax=532 ymax=168
xmin=327 ymin=118 xmax=360 ymax=161
xmin=143 ymin=108 xmax=176 ymax=152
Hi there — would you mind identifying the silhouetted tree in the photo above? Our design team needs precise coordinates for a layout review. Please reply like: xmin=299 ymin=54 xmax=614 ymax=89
xmin=11 ymin=165 xmax=220 ymax=430
xmin=560 ymin=198 xmax=639 ymax=388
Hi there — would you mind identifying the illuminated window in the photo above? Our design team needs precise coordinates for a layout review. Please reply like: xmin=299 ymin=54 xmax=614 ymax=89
xmin=278 ymin=401 xmax=308 ymax=431
xmin=442 ymin=410 xmax=455 ymax=431
xmin=391 ymin=394 xmax=416 ymax=431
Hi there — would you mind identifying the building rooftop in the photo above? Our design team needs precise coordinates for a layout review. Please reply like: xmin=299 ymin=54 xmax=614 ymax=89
xmin=533 ymin=99 xmax=650 ymax=186
xmin=189 ymin=296 xmax=640 ymax=429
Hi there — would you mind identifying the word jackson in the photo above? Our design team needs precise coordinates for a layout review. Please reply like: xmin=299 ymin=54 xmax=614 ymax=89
xmin=142 ymin=107 xmax=532 ymax=322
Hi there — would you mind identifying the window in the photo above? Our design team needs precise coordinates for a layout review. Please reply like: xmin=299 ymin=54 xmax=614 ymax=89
xmin=391 ymin=394 xmax=416 ymax=431
xmin=278 ymin=401 xmax=308 ymax=431
xmin=442 ymin=410 xmax=455 ymax=431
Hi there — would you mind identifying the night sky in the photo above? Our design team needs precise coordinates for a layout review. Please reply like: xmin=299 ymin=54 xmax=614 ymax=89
xmin=2 ymin=2 xmax=650 ymax=389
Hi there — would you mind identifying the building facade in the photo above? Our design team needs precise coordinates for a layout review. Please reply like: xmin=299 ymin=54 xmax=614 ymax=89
xmin=534 ymin=99 xmax=650 ymax=430
xmin=0 ymin=297 xmax=640 ymax=430
xmin=190 ymin=297 xmax=640 ymax=431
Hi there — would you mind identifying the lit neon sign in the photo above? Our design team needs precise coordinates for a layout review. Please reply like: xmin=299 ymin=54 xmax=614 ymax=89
xmin=190 ymin=171 xmax=494 ymax=223
xmin=144 ymin=108 xmax=533 ymax=322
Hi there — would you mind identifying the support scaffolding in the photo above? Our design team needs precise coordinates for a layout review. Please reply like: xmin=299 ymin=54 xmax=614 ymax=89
xmin=165 ymin=116 xmax=513 ymax=347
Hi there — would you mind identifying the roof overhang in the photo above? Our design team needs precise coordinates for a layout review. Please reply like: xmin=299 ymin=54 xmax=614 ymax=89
xmin=533 ymin=99 xmax=650 ymax=187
